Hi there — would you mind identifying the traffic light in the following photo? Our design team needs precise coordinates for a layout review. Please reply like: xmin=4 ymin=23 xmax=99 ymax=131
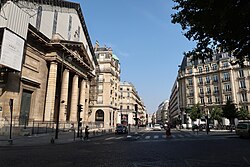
xmin=78 ymin=104 xmax=83 ymax=113
xmin=77 ymin=104 xmax=83 ymax=138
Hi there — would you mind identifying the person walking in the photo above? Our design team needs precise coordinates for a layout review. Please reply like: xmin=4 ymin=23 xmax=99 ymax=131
xmin=84 ymin=126 xmax=89 ymax=140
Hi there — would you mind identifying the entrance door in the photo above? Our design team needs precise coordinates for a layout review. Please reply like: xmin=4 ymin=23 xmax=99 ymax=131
xmin=20 ymin=90 xmax=32 ymax=125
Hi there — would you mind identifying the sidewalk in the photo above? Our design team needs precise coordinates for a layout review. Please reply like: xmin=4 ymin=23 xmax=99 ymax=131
xmin=0 ymin=129 xmax=112 ymax=147
xmin=179 ymin=128 xmax=236 ymax=136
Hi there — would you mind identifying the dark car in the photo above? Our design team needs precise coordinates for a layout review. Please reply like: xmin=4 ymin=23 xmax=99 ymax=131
xmin=115 ymin=125 xmax=128 ymax=134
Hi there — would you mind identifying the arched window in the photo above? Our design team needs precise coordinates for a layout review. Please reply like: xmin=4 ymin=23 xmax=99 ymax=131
xmin=95 ymin=110 xmax=104 ymax=121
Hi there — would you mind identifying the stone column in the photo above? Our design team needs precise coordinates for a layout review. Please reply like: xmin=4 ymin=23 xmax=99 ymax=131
xmin=70 ymin=74 xmax=79 ymax=122
xmin=44 ymin=62 xmax=58 ymax=121
xmin=59 ymin=69 xmax=69 ymax=121
xmin=79 ymin=79 xmax=87 ymax=122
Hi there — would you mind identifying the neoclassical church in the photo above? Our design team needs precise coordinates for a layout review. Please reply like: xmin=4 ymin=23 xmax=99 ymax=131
xmin=0 ymin=0 xmax=98 ymax=134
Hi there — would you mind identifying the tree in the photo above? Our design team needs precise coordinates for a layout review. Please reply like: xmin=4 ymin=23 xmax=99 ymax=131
xmin=237 ymin=107 xmax=250 ymax=120
xmin=222 ymin=100 xmax=238 ymax=125
xmin=171 ymin=0 xmax=250 ymax=65
xmin=210 ymin=106 xmax=223 ymax=126
xmin=189 ymin=104 xmax=202 ymax=122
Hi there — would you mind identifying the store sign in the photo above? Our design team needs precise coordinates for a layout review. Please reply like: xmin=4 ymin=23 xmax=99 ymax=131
xmin=0 ymin=29 xmax=25 ymax=71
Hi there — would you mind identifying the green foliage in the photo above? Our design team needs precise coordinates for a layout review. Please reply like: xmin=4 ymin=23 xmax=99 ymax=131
xmin=189 ymin=104 xmax=202 ymax=121
xmin=237 ymin=107 xmax=250 ymax=120
xmin=210 ymin=106 xmax=223 ymax=124
xmin=222 ymin=100 xmax=238 ymax=124
xmin=171 ymin=0 xmax=250 ymax=65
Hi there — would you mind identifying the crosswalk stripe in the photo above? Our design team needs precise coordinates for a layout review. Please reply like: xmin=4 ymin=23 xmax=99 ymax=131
xmin=162 ymin=135 xmax=166 ymax=138
xmin=145 ymin=136 xmax=150 ymax=139
xmin=171 ymin=135 xmax=176 ymax=138
xmin=105 ymin=137 xmax=115 ymax=140
xmin=115 ymin=136 xmax=123 ymax=140
xmin=154 ymin=135 xmax=159 ymax=139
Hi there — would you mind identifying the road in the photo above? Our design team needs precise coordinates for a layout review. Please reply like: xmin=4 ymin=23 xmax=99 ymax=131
xmin=1 ymin=129 xmax=250 ymax=167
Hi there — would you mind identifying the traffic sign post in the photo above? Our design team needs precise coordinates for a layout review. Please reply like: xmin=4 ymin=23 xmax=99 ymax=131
xmin=9 ymin=99 xmax=13 ymax=144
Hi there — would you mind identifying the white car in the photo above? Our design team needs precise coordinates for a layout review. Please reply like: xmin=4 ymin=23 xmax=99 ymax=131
xmin=153 ymin=124 xmax=162 ymax=131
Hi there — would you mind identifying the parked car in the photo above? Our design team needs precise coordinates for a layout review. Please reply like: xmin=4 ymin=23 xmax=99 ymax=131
xmin=235 ymin=121 xmax=250 ymax=138
xmin=115 ymin=125 xmax=128 ymax=134
xmin=153 ymin=124 xmax=162 ymax=131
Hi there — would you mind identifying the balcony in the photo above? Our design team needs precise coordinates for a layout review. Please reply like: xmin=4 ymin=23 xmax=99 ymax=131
xmin=223 ymin=89 xmax=232 ymax=94
xmin=212 ymin=80 xmax=219 ymax=84
xmin=205 ymin=91 xmax=211 ymax=96
xmin=222 ymin=77 xmax=230 ymax=82
xmin=199 ymin=92 xmax=204 ymax=97
xmin=213 ymin=90 xmax=219 ymax=95
xmin=198 ymin=82 xmax=203 ymax=86
xmin=239 ymin=87 xmax=247 ymax=92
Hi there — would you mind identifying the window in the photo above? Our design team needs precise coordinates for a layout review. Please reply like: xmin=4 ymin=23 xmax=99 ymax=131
xmin=212 ymin=64 xmax=218 ymax=70
xmin=215 ymin=96 xmax=220 ymax=103
xmin=105 ymin=54 xmax=109 ymax=59
xmin=241 ymin=93 xmax=248 ymax=102
xmin=198 ymin=77 xmax=203 ymax=84
xmin=239 ymin=80 xmax=246 ymax=88
xmin=205 ymin=66 xmax=210 ymax=72
xmin=95 ymin=110 xmax=104 ymax=121
xmin=98 ymin=75 xmax=104 ymax=82
xmin=187 ymin=68 xmax=192 ymax=74
xmin=97 ymin=96 xmax=103 ymax=104
xmin=224 ymin=84 xmax=231 ymax=91
xmin=206 ymin=76 xmax=210 ymax=83
xmin=213 ymin=75 xmax=218 ymax=82
xmin=189 ymin=98 xmax=194 ymax=105
xmin=187 ymin=78 xmax=193 ymax=85
xmin=199 ymin=88 xmax=204 ymax=94
xmin=127 ymin=106 xmax=129 ymax=110
xmin=36 ymin=6 xmax=42 ymax=30
xmin=198 ymin=67 xmax=203 ymax=73
xmin=223 ymin=72 xmax=230 ymax=81
xmin=222 ymin=62 xmax=229 ymax=68
xmin=214 ymin=86 xmax=219 ymax=93
xmin=208 ymin=97 xmax=212 ymax=104
xmin=239 ymin=69 xmax=244 ymax=78
xmin=206 ymin=87 xmax=211 ymax=93
xmin=52 ymin=10 xmax=58 ymax=35
xmin=68 ymin=15 xmax=72 ymax=40
xmin=200 ymin=97 xmax=205 ymax=104
xmin=225 ymin=95 xmax=232 ymax=101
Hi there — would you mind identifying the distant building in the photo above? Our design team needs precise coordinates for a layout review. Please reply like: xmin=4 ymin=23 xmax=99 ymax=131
xmin=155 ymin=100 xmax=169 ymax=124
xmin=119 ymin=81 xmax=146 ymax=126
xmin=90 ymin=42 xmax=121 ymax=128
xmin=177 ymin=50 xmax=250 ymax=126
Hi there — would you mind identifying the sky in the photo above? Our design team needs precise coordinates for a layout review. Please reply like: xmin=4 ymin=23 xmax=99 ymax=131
xmin=75 ymin=0 xmax=196 ymax=114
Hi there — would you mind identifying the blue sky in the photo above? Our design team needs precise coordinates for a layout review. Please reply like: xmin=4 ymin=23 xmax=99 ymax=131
xmin=76 ymin=0 xmax=196 ymax=114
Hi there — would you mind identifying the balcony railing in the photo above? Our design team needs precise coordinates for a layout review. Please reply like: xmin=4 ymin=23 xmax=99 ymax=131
xmin=222 ymin=77 xmax=230 ymax=82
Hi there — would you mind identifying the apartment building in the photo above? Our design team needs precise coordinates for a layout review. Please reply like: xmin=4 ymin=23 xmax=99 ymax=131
xmin=90 ymin=43 xmax=121 ymax=128
xmin=0 ymin=0 xmax=96 ymax=134
xmin=155 ymin=99 xmax=169 ymax=125
xmin=119 ymin=81 xmax=146 ymax=126
xmin=177 ymin=51 xmax=250 ymax=125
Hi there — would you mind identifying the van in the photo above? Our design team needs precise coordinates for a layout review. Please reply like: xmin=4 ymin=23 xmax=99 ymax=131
xmin=235 ymin=121 xmax=250 ymax=138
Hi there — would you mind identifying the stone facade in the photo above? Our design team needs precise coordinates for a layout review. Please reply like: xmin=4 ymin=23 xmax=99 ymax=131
xmin=177 ymin=51 xmax=250 ymax=126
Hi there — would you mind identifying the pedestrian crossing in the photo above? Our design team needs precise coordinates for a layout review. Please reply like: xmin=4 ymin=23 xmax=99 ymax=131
xmin=103 ymin=133 xmax=198 ymax=141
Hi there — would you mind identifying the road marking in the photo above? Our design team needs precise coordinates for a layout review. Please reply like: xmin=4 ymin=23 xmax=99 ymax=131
xmin=171 ymin=135 xmax=176 ymax=138
xmin=115 ymin=136 xmax=124 ymax=140
xmin=105 ymin=137 xmax=115 ymax=140
xmin=154 ymin=135 xmax=159 ymax=139
xmin=145 ymin=136 xmax=150 ymax=139
xmin=162 ymin=135 xmax=166 ymax=138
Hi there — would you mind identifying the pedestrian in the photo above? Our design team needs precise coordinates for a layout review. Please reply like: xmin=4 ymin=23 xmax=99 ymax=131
xmin=166 ymin=124 xmax=171 ymax=138
xmin=84 ymin=126 xmax=89 ymax=140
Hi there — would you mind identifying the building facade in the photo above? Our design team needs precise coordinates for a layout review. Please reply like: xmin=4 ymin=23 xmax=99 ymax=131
xmin=178 ymin=51 xmax=250 ymax=126
xmin=89 ymin=43 xmax=121 ymax=129
xmin=118 ymin=81 xmax=146 ymax=126
xmin=0 ymin=0 xmax=96 ymax=134
xmin=155 ymin=99 xmax=169 ymax=125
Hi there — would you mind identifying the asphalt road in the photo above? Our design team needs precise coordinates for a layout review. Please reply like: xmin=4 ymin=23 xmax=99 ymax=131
xmin=1 ymin=130 xmax=250 ymax=167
